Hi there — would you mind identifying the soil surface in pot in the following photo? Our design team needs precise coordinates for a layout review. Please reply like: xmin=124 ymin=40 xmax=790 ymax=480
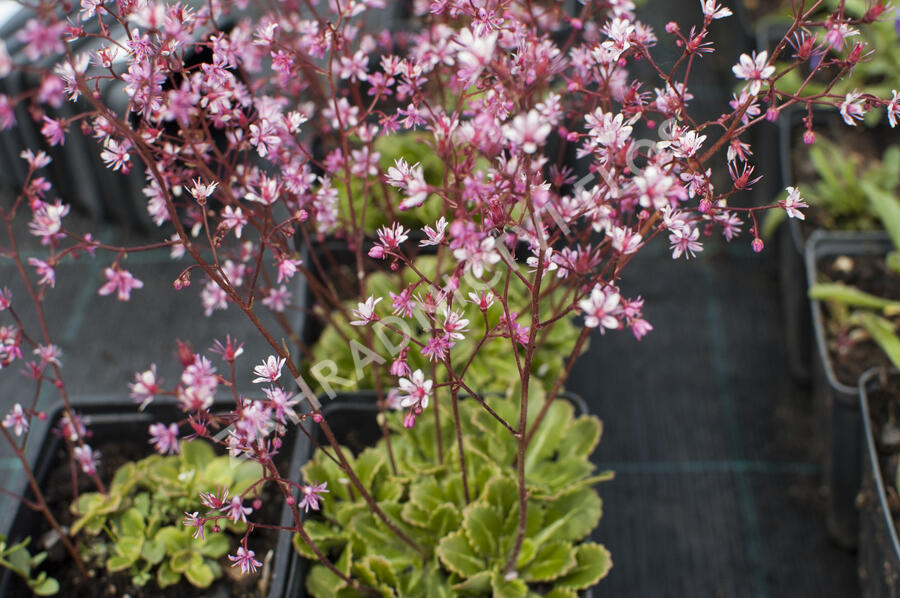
xmin=32 ymin=436 xmax=289 ymax=598
xmin=818 ymin=254 xmax=900 ymax=386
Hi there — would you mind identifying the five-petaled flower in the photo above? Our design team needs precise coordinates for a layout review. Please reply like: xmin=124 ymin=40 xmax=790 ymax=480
xmin=3 ymin=404 xmax=28 ymax=437
xmin=731 ymin=51 xmax=774 ymax=95
xmin=398 ymin=370 xmax=433 ymax=410
xmin=252 ymin=355 xmax=286 ymax=384
xmin=782 ymin=186 xmax=809 ymax=220
xmin=98 ymin=267 xmax=144 ymax=301
xmin=350 ymin=296 xmax=382 ymax=326
xmin=148 ymin=422 xmax=179 ymax=454
xmin=579 ymin=285 xmax=622 ymax=331
xmin=299 ymin=481 xmax=329 ymax=513
xmin=228 ymin=547 xmax=263 ymax=575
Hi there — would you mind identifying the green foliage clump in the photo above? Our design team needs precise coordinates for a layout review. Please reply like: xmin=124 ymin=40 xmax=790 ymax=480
xmin=336 ymin=132 xmax=445 ymax=233
xmin=71 ymin=440 xmax=262 ymax=590
xmin=801 ymin=139 xmax=900 ymax=231
xmin=308 ymin=255 xmax=584 ymax=397
xmin=0 ymin=535 xmax=59 ymax=595
xmin=293 ymin=388 xmax=612 ymax=597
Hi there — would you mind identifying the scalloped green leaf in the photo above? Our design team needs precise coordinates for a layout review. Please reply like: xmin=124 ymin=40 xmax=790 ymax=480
xmin=184 ymin=559 xmax=215 ymax=588
xmin=536 ymin=487 xmax=602 ymax=544
xmin=558 ymin=416 xmax=602 ymax=460
xmin=356 ymin=447 xmax=386 ymax=491
xmin=464 ymin=503 xmax=503 ymax=558
xmin=544 ymin=589 xmax=578 ymax=598
xmin=524 ymin=400 xmax=574 ymax=471
xmin=428 ymin=503 xmax=462 ymax=538
xmin=157 ymin=561 xmax=180 ymax=588
xmin=451 ymin=570 xmax=491 ymax=594
xmin=198 ymin=532 xmax=230 ymax=558
xmin=514 ymin=539 xmax=537 ymax=570
xmin=437 ymin=531 xmax=484 ymax=577
xmin=522 ymin=541 xmax=577 ymax=582
xmin=490 ymin=569 xmax=528 ymax=598
xmin=527 ymin=458 xmax=594 ymax=494
xmin=29 ymin=575 xmax=59 ymax=596
xmin=155 ymin=526 xmax=188 ymax=554
xmin=119 ymin=507 xmax=145 ymax=538
xmin=141 ymin=538 xmax=166 ymax=565
xmin=484 ymin=477 xmax=518 ymax=514
xmin=351 ymin=555 xmax=399 ymax=596
xmin=555 ymin=542 xmax=612 ymax=590
xmin=180 ymin=440 xmax=216 ymax=470
xmin=110 ymin=462 xmax=140 ymax=496
xmin=292 ymin=520 xmax=348 ymax=560
xmin=401 ymin=501 xmax=431 ymax=528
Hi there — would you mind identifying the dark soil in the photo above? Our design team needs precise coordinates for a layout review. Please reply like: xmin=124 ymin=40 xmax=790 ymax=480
xmin=818 ymin=254 xmax=900 ymax=386
xmin=32 ymin=435 xmax=290 ymax=598
xmin=865 ymin=380 xmax=900 ymax=519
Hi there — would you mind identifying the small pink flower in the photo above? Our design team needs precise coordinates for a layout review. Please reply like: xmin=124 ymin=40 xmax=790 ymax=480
xmin=420 ymin=217 xmax=448 ymax=247
xmin=130 ymin=364 xmax=161 ymax=410
xmin=397 ymin=370 xmax=433 ymax=410
xmin=350 ymin=296 xmax=382 ymax=326
xmin=887 ymin=90 xmax=899 ymax=129
xmin=298 ymin=481 xmax=329 ymax=513
xmin=579 ymin=285 xmax=622 ymax=331
xmin=149 ymin=422 xmax=179 ymax=454
xmin=40 ymin=117 xmax=66 ymax=146
xmin=223 ymin=496 xmax=253 ymax=523
xmin=840 ymin=90 xmax=866 ymax=126
xmin=74 ymin=445 xmax=99 ymax=476
xmin=28 ymin=258 xmax=56 ymax=288
xmin=3 ymin=404 xmax=28 ymax=436
xmin=228 ymin=547 xmax=263 ymax=575
xmin=98 ymin=267 xmax=144 ymax=301
xmin=276 ymin=256 xmax=303 ymax=283
xmin=183 ymin=512 xmax=205 ymax=540
xmin=782 ymin=186 xmax=808 ymax=220
xmin=0 ymin=287 xmax=11 ymax=310
xmin=252 ymin=355 xmax=285 ymax=384
xmin=731 ymin=51 xmax=774 ymax=95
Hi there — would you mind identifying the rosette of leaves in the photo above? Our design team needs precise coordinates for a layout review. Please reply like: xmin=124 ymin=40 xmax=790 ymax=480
xmin=70 ymin=440 xmax=262 ymax=590
xmin=307 ymin=255 xmax=583 ymax=396
xmin=293 ymin=387 xmax=613 ymax=597
xmin=336 ymin=131 xmax=446 ymax=233
xmin=0 ymin=534 xmax=59 ymax=595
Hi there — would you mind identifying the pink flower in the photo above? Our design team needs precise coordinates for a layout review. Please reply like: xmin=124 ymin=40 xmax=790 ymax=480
xmin=888 ymin=90 xmax=899 ymax=129
xmin=390 ymin=288 xmax=416 ymax=317
xmin=441 ymin=308 xmax=469 ymax=341
xmin=40 ymin=117 xmax=66 ymax=146
xmin=782 ymin=186 xmax=808 ymax=220
xmin=252 ymin=355 xmax=285 ymax=384
xmin=130 ymin=364 xmax=162 ymax=410
xmin=98 ymin=267 xmax=144 ymax=301
xmin=28 ymin=258 xmax=55 ymax=288
xmin=421 ymin=335 xmax=453 ymax=362
xmin=840 ymin=90 xmax=866 ymax=126
xmin=468 ymin=291 xmax=495 ymax=310
xmin=731 ymin=51 xmax=774 ymax=95
xmin=579 ymin=285 xmax=622 ymax=331
xmin=183 ymin=512 xmax=205 ymax=540
xmin=397 ymin=370 xmax=433 ymax=410
xmin=74 ymin=445 xmax=99 ymax=476
xmin=100 ymin=138 xmax=132 ymax=172
xmin=503 ymin=110 xmax=552 ymax=154
xmin=276 ymin=256 xmax=303 ymax=283
xmin=0 ymin=287 xmax=11 ymax=311
xmin=3 ymin=404 xmax=28 ymax=437
xmin=420 ymin=217 xmax=448 ymax=246
xmin=262 ymin=285 xmax=292 ymax=312
xmin=701 ymin=0 xmax=732 ymax=19
xmin=350 ymin=296 xmax=382 ymax=326
xmin=149 ymin=422 xmax=179 ymax=454
xmin=29 ymin=200 xmax=69 ymax=244
xmin=298 ymin=481 xmax=329 ymax=513
xmin=669 ymin=227 xmax=703 ymax=259
xmin=223 ymin=497 xmax=253 ymax=523
xmin=229 ymin=547 xmax=263 ymax=575
xmin=188 ymin=179 xmax=219 ymax=202
xmin=221 ymin=206 xmax=247 ymax=238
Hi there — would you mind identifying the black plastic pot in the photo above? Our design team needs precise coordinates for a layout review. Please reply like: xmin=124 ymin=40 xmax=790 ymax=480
xmin=0 ymin=396 xmax=309 ymax=598
xmin=284 ymin=390 xmax=599 ymax=597
xmin=858 ymin=368 xmax=900 ymax=597
xmin=806 ymin=231 xmax=893 ymax=549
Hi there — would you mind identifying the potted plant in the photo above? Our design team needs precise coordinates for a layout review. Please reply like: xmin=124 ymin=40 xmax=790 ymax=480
xmin=1 ymin=0 xmax=897 ymax=595
xmin=859 ymin=367 xmax=900 ymax=597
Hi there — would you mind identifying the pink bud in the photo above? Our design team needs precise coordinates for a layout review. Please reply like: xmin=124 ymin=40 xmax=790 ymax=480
xmin=765 ymin=107 xmax=778 ymax=122
xmin=666 ymin=21 xmax=679 ymax=33
xmin=751 ymin=238 xmax=764 ymax=253
xmin=212 ymin=524 xmax=221 ymax=533
xmin=698 ymin=198 xmax=712 ymax=213
xmin=803 ymin=130 xmax=815 ymax=145
xmin=287 ymin=496 xmax=295 ymax=506
xmin=313 ymin=413 xmax=323 ymax=423
xmin=37 ymin=412 xmax=46 ymax=421
xmin=403 ymin=411 xmax=416 ymax=429
xmin=571 ymin=18 xmax=582 ymax=29
xmin=253 ymin=499 xmax=263 ymax=510
xmin=368 ymin=245 xmax=385 ymax=259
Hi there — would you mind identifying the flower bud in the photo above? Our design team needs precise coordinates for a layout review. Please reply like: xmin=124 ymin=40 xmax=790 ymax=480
xmin=368 ymin=245 xmax=385 ymax=259
xmin=286 ymin=496 xmax=295 ymax=506
xmin=313 ymin=413 xmax=323 ymax=423
xmin=803 ymin=130 xmax=815 ymax=145
xmin=253 ymin=499 xmax=263 ymax=510
xmin=698 ymin=198 xmax=712 ymax=213
xmin=666 ymin=22 xmax=679 ymax=33
xmin=765 ymin=107 xmax=778 ymax=122
xmin=751 ymin=238 xmax=764 ymax=253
